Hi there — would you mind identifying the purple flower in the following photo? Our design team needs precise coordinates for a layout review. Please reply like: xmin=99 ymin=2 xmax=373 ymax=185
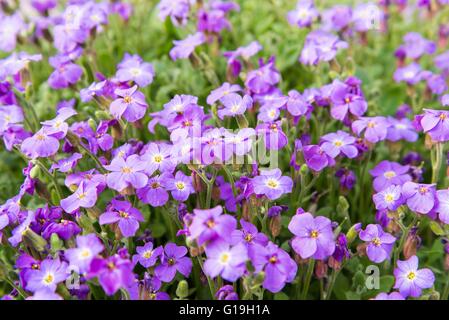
xmin=88 ymin=255 xmax=135 ymax=296
xmin=110 ymin=85 xmax=148 ymax=122
xmin=436 ymin=190 xmax=449 ymax=224
xmin=400 ymin=32 xmax=436 ymax=60
xmin=402 ymin=182 xmax=437 ymax=214
xmin=288 ymin=212 xmax=336 ymax=260
xmin=372 ymin=185 xmax=404 ymax=211
xmin=302 ymin=144 xmax=336 ymax=172
xmin=231 ymin=219 xmax=269 ymax=247
xmin=207 ymin=82 xmax=241 ymax=105
xmin=158 ymin=0 xmax=191 ymax=26
xmin=330 ymin=82 xmax=367 ymax=121
xmin=321 ymin=5 xmax=352 ymax=32
xmin=320 ymin=130 xmax=358 ymax=159
xmin=116 ymin=53 xmax=155 ymax=87
xmin=31 ymin=0 xmax=57 ymax=13
xmin=370 ymin=160 xmax=412 ymax=192
xmin=393 ymin=63 xmax=423 ymax=85
xmin=166 ymin=171 xmax=194 ymax=201
xmin=419 ymin=109 xmax=449 ymax=142
xmin=137 ymin=173 xmax=171 ymax=207
xmin=287 ymin=0 xmax=319 ymax=28
xmin=252 ymin=169 xmax=293 ymax=200
xmin=393 ymin=255 xmax=435 ymax=298
xmin=249 ymin=242 xmax=297 ymax=293
xmin=65 ymin=234 xmax=104 ymax=273
xmin=286 ymin=90 xmax=310 ymax=117
xmin=189 ymin=205 xmax=237 ymax=245
xmin=335 ymin=168 xmax=356 ymax=190
xmin=352 ymin=3 xmax=383 ymax=32
xmin=21 ymin=128 xmax=60 ymax=159
xmin=245 ymin=57 xmax=281 ymax=94
xmin=25 ymin=258 xmax=68 ymax=293
xmin=27 ymin=290 xmax=63 ymax=300
xmin=170 ymin=32 xmax=205 ymax=61
xmin=300 ymin=30 xmax=348 ymax=65
xmin=154 ymin=243 xmax=192 ymax=282
xmin=50 ymin=153 xmax=82 ymax=173
xmin=141 ymin=143 xmax=176 ymax=175
xmin=386 ymin=117 xmax=418 ymax=142
xmin=216 ymin=285 xmax=238 ymax=300
xmin=204 ymin=239 xmax=248 ymax=281
xmin=48 ymin=55 xmax=83 ymax=89
xmin=359 ymin=224 xmax=396 ymax=263
xmin=217 ymin=93 xmax=252 ymax=119
xmin=373 ymin=292 xmax=405 ymax=300
xmin=352 ymin=116 xmax=388 ymax=143
xmin=0 ymin=14 xmax=26 ymax=52
xmin=132 ymin=242 xmax=163 ymax=268
xmin=104 ymin=154 xmax=148 ymax=192
xmin=60 ymin=181 xmax=98 ymax=213
xmin=256 ymin=121 xmax=288 ymax=150
xmin=8 ymin=211 xmax=35 ymax=247
xmin=0 ymin=105 xmax=23 ymax=133
xmin=99 ymin=199 xmax=144 ymax=237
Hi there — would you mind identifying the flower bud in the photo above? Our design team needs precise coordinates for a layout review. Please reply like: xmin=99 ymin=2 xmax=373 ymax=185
xmin=176 ymin=280 xmax=189 ymax=299
xmin=269 ymin=215 xmax=281 ymax=238
xmin=23 ymin=228 xmax=48 ymax=252
xmin=29 ymin=165 xmax=40 ymax=179
xmin=314 ymin=260 xmax=328 ymax=279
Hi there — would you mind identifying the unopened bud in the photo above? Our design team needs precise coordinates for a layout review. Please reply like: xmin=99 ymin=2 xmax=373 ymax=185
xmin=315 ymin=260 xmax=328 ymax=279
xmin=23 ymin=228 xmax=48 ymax=252
xmin=29 ymin=165 xmax=40 ymax=179
xmin=176 ymin=280 xmax=189 ymax=299
xmin=269 ymin=215 xmax=282 ymax=238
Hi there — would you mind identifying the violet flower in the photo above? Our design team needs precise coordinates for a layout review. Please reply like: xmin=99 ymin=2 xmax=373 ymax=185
xmin=154 ymin=243 xmax=192 ymax=282
xmin=252 ymin=168 xmax=293 ymax=200
xmin=99 ymin=199 xmax=144 ymax=237
xmin=393 ymin=255 xmax=435 ymax=298
xmin=359 ymin=224 xmax=396 ymax=263
xmin=110 ymin=85 xmax=148 ymax=123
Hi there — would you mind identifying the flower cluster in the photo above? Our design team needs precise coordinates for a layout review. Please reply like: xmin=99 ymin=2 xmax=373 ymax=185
xmin=1 ymin=0 xmax=449 ymax=301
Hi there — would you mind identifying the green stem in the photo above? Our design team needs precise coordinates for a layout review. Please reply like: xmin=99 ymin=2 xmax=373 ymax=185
xmin=393 ymin=215 xmax=418 ymax=266
xmin=35 ymin=160 xmax=63 ymax=203
xmin=325 ymin=269 xmax=339 ymax=300
xmin=442 ymin=275 xmax=449 ymax=300
xmin=300 ymin=259 xmax=315 ymax=300
xmin=432 ymin=142 xmax=444 ymax=184
xmin=196 ymin=256 xmax=215 ymax=299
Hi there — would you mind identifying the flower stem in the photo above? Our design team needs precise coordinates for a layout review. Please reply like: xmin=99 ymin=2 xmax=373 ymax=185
xmin=431 ymin=142 xmax=444 ymax=184
xmin=300 ymin=259 xmax=315 ymax=300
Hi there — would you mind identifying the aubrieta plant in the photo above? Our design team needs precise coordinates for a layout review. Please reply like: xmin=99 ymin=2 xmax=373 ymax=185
xmin=1 ymin=0 xmax=449 ymax=301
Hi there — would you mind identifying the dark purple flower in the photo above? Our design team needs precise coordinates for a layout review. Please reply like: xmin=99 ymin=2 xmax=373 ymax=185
xmin=99 ymin=199 xmax=144 ymax=237
xmin=154 ymin=243 xmax=192 ymax=282
xmin=302 ymin=144 xmax=336 ymax=172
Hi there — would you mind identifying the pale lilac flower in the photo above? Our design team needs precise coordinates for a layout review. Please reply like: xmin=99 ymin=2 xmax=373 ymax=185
xmin=320 ymin=130 xmax=358 ymax=159
xmin=206 ymin=82 xmax=241 ymax=105
xmin=60 ymin=181 xmax=98 ymax=213
xmin=394 ymin=256 xmax=435 ymax=298
xmin=204 ymin=240 xmax=248 ymax=282
xmin=373 ymin=185 xmax=404 ymax=211
xmin=65 ymin=234 xmax=104 ymax=273
xmin=352 ymin=116 xmax=388 ymax=143
xmin=217 ymin=93 xmax=252 ymax=119
xmin=288 ymin=212 xmax=336 ymax=260
xmin=402 ymin=182 xmax=437 ymax=214
xmin=359 ymin=224 xmax=396 ymax=263
xmin=116 ymin=53 xmax=155 ymax=87
xmin=170 ymin=32 xmax=206 ymax=61
xmin=132 ymin=242 xmax=163 ymax=268
xmin=436 ymin=190 xmax=449 ymax=224
xmin=104 ymin=154 xmax=148 ymax=192
xmin=252 ymin=169 xmax=293 ymax=200
xmin=166 ymin=171 xmax=194 ymax=201
xmin=370 ymin=160 xmax=412 ymax=192
xmin=287 ymin=0 xmax=319 ymax=28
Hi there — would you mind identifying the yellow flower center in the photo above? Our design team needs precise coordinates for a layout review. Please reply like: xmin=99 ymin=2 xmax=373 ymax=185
xmin=143 ymin=251 xmax=153 ymax=259
xmin=440 ymin=113 xmax=447 ymax=120
xmin=407 ymin=271 xmax=416 ymax=280
xmin=219 ymin=253 xmax=230 ymax=264
xmin=384 ymin=171 xmax=396 ymax=179
xmin=372 ymin=237 xmax=382 ymax=246
xmin=153 ymin=155 xmax=163 ymax=163
xmin=244 ymin=234 xmax=253 ymax=242
xmin=176 ymin=181 xmax=185 ymax=190
xmin=334 ymin=140 xmax=343 ymax=147
xmin=266 ymin=178 xmax=279 ymax=189
xmin=151 ymin=182 xmax=160 ymax=189
xmin=269 ymin=256 xmax=277 ymax=264
xmin=419 ymin=186 xmax=428 ymax=194
xmin=206 ymin=219 xmax=215 ymax=228
xmin=43 ymin=273 xmax=54 ymax=284
xmin=384 ymin=194 xmax=394 ymax=203
xmin=123 ymin=96 xmax=132 ymax=103
xmin=36 ymin=133 xmax=46 ymax=141
xmin=80 ymin=249 xmax=91 ymax=258
xmin=367 ymin=121 xmax=375 ymax=128
xmin=119 ymin=211 xmax=129 ymax=219
xmin=121 ymin=166 xmax=132 ymax=173
xmin=310 ymin=230 xmax=319 ymax=238
xmin=77 ymin=192 xmax=87 ymax=200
